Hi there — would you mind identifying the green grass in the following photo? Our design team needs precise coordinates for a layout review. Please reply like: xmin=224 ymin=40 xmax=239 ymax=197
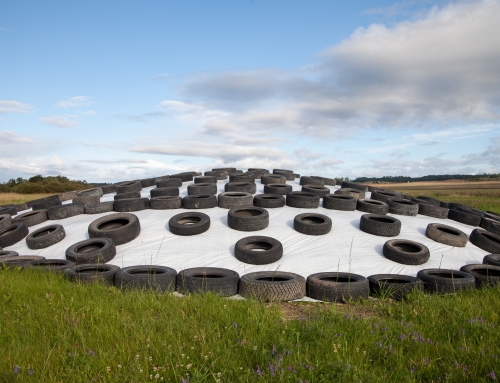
xmin=1 ymin=269 xmax=500 ymax=382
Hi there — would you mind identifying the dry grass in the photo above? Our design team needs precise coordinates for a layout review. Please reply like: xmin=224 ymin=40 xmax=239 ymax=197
xmin=0 ymin=193 xmax=56 ymax=205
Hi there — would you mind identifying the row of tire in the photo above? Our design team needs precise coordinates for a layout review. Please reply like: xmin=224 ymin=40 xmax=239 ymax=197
xmin=1 ymin=256 xmax=499 ymax=301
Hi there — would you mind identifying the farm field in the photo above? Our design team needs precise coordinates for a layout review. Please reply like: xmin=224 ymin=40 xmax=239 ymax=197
xmin=0 ymin=193 xmax=56 ymax=206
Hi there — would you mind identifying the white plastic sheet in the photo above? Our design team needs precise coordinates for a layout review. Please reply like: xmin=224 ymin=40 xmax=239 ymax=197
xmin=7 ymin=180 xmax=488 ymax=279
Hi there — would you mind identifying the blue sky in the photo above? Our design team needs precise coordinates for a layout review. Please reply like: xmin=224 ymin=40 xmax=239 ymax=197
xmin=1 ymin=0 xmax=499 ymax=182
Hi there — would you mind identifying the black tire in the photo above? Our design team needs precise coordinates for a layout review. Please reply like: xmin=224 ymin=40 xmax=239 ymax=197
xmin=25 ymin=224 xmax=66 ymax=249
xmin=239 ymin=271 xmax=306 ymax=302
xmin=88 ymin=212 xmax=141 ymax=245
xmin=204 ymin=171 xmax=228 ymax=180
xmin=187 ymin=183 xmax=217 ymax=195
xmin=414 ymin=201 xmax=449 ymax=219
xmin=286 ymin=192 xmax=320 ymax=208
xmin=115 ymin=181 xmax=142 ymax=194
xmin=469 ymin=228 xmax=500 ymax=253
xmin=194 ymin=176 xmax=217 ymax=184
xmin=182 ymin=195 xmax=217 ymax=209
xmin=307 ymin=272 xmax=369 ymax=302
xmin=440 ymin=201 xmax=449 ymax=209
xmin=383 ymin=239 xmax=430 ymax=265
xmin=425 ymin=223 xmax=467 ymax=247
xmin=452 ymin=204 xmax=484 ymax=216
xmin=0 ymin=206 xmax=17 ymax=216
xmin=73 ymin=195 xmax=101 ymax=205
xmin=157 ymin=178 xmax=182 ymax=188
xmin=261 ymin=174 xmax=286 ymax=185
xmin=273 ymin=168 xmax=293 ymax=174
xmin=213 ymin=167 xmax=237 ymax=173
xmin=321 ymin=177 xmax=337 ymax=186
xmin=65 ymin=264 xmax=120 ymax=285
xmin=139 ymin=178 xmax=156 ymax=188
xmin=114 ymin=198 xmax=150 ymax=212
xmin=170 ymin=173 xmax=193 ymax=182
xmin=368 ymin=274 xmax=423 ymax=300
xmin=483 ymin=254 xmax=500 ymax=267
xmin=77 ymin=187 xmax=104 ymax=198
xmin=300 ymin=176 xmax=324 ymax=186
xmin=0 ymin=214 xmax=13 ymax=230
xmin=47 ymin=203 xmax=85 ymax=220
xmin=66 ymin=237 xmax=116 ymax=264
xmin=460 ymin=264 xmax=500 ymax=287
xmin=248 ymin=168 xmax=270 ymax=173
xmin=415 ymin=196 xmax=441 ymax=206
xmin=335 ymin=188 xmax=365 ymax=200
xmin=359 ymin=214 xmax=401 ymax=237
xmin=356 ymin=199 xmax=389 ymax=214
xmin=31 ymin=199 xmax=62 ymax=210
xmin=151 ymin=187 xmax=179 ymax=198
xmin=114 ymin=192 xmax=141 ymax=200
xmin=115 ymin=265 xmax=177 ymax=291
xmin=273 ymin=171 xmax=294 ymax=181
xmin=150 ymin=196 xmax=182 ymax=210
xmin=169 ymin=212 xmax=210 ymax=236
xmin=177 ymin=267 xmax=239 ymax=296
xmin=387 ymin=199 xmax=419 ymax=216
xmin=264 ymin=184 xmax=292 ymax=195
xmin=485 ymin=211 xmax=500 ymax=222
xmin=225 ymin=182 xmax=257 ymax=194
xmin=229 ymin=173 xmax=255 ymax=182
xmin=1 ymin=255 xmax=46 ymax=269
xmin=417 ymin=269 xmax=475 ymax=294
xmin=218 ymin=192 xmax=253 ymax=209
xmin=228 ymin=207 xmax=269 ymax=231
xmin=14 ymin=210 xmax=48 ymax=227
xmin=448 ymin=209 xmax=482 ymax=226
xmin=480 ymin=217 xmax=500 ymax=236
xmin=101 ymin=184 xmax=117 ymax=194
xmin=322 ymin=194 xmax=357 ymax=211
xmin=301 ymin=185 xmax=330 ymax=198
xmin=371 ymin=190 xmax=399 ymax=202
xmin=294 ymin=213 xmax=332 ymax=235
xmin=253 ymin=194 xmax=285 ymax=208
xmin=85 ymin=201 xmax=115 ymax=214
xmin=0 ymin=222 xmax=29 ymax=247
xmin=153 ymin=175 xmax=170 ymax=184
xmin=341 ymin=181 xmax=368 ymax=192
xmin=0 ymin=250 xmax=19 ymax=259
xmin=25 ymin=259 xmax=74 ymax=273
xmin=234 ymin=236 xmax=283 ymax=265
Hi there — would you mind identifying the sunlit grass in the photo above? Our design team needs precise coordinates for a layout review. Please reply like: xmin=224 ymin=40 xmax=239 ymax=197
xmin=0 ymin=193 xmax=56 ymax=205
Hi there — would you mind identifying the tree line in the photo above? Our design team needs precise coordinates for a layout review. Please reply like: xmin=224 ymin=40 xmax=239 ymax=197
xmin=353 ymin=173 xmax=500 ymax=183
xmin=0 ymin=175 xmax=94 ymax=194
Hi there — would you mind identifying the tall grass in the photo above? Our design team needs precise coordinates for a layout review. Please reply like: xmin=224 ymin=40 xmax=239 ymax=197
xmin=1 ymin=268 xmax=499 ymax=382
xmin=0 ymin=193 xmax=55 ymax=205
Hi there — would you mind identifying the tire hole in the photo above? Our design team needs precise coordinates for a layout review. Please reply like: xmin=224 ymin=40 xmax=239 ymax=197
xmin=392 ymin=243 xmax=421 ymax=253
xmin=76 ymin=243 xmax=105 ymax=253
xmin=128 ymin=269 xmax=166 ymax=275
xmin=437 ymin=227 xmax=460 ymax=236
xmin=98 ymin=219 xmax=129 ymax=230
xmin=301 ymin=217 xmax=325 ymax=225
xmin=177 ymin=217 xmax=202 ymax=225
xmin=427 ymin=271 xmax=466 ymax=279
xmin=377 ymin=278 xmax=411 ymax=284
xmin=245 ymin=241 xmax=273 ymax=251
xmin=368 ymin=217 xmax=394 ymax=224
xmin=33 ymin=228 xmax=56 ymax=238
xmin=234 ymin=209 xmax=262 ymax=217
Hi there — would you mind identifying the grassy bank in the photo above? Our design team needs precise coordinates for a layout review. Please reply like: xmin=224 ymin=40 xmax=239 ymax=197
xmin=1 ymin=268 xmax=499 ymax=382
xmin=0 ymin=193 xmax=56 ymax=205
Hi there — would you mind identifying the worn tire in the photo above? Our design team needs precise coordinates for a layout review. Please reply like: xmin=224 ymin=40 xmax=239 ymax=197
xmin=414 ymin=201 xmax=449 ymax=219
xmin=383 ymin=239 xmax=430 ymax=265
xmin=371 ymin=190 xmax=399 ymax=202
xmin=300 ymin=176 xmax=324 ymax=187
xmin=66 ymin=237 xmax=116 ymax=264
xmin=177 ymin=267 xmax=239 ymax=296
xmin=469 ymin=228 xmax=500 ymax=253
xmin=88 ymin=213 xmax=141 ymax=245
xmin=341 ymin=181 xmax=368 ymax=192
xmin=415 ymin=196 xmax=441 ymax=206
xmin=273 ymin=171 xmax=294 ymax=181
xmin=239 ymin=271 xmax=305 ymax=302
xmin=182 ymin=195 xmax=217 ymax=209
xmin=234 ymin=236 xmax=283 ymax=265
xmin=286 ymin=192 xmax=320 ymax=208
xmin=170 ymin=173 xmax=193 ymax=182
xmin=229 ymin=173 xmax=255 ymax=183
xmin=264 ymin=184 xmax=292 ymax=195
xmin=169 ymin=212 xmax=210 ymax=236
xmin=426 ymin=223 xmax=467 ymax=247
xmin=139 ymin=178 xmax=156 ymax=188
xmin=368 ymin=274 xmax=423 ymax=300
xmin=480 ymin=217 xmax=500 ymax=236
xmin=115 ymin=181 xmax=142 ymax=194
xmin=188 ymin=183 xmax=217 ymax=195
xmin=26 ymin=224 xmax=65 ymax=249
xmin=1 ymin=255 xmax=46 ymax=268
xmin=460 ymin=264 xmax=500 ymax=287
xmin=225 ymin=182 xmax=257 ymax=194
xmin=0 ymin=206 xmax=17 ymax=216
xmin=101 ymin=184 xmax=117 ymax=194
xmin=31 ymin=199 xmax=62 ymax=210
xmin=261 ymin=174 xmax=286 ymax=185
xmin=85 ymin=201 xmax=115 ymax=214
xmin=448 ymin=209 xmax=482 ymax=226
xmin=301 ymin=185 xmax=330 ymax=198
xmin=218 ymin=192 xmax=253 ymax=209
xmin=253 ymin=194 xmax=285 ymax=208
xmin=228 ymin=207 xmax=268 ymax=231
xmin=150 ymin=196 xmax=182 ymax=210
xmin=25 ymin=259 xmax=74 ymax=273
xmin=307 ymin=272 xmax=369 ymax=302
xmin=114 ymin=198 xmax=150 ymax=212
xmin=212 ymin=167 xmax=237 ymax=173
xmin=14 ymin=210 xmax=48 ymax=227
xmin=73 ymin=195 xmax=101 ymax=205
xmin=417 ymin=269 xmax=475 ymax=294
xmin=323 ymin=194 xmax=357 ymax=211
xmin=0 ymin=250 xmax=19 ymax=259
xmin=65 ymin=264 xmax=120 ymax=285
xmin=387 ymin=199 xmax=419 ymax=216
xmin=483 ymin=254 xmax=500 ymax=267
xmin=115 ymin=265 xmax=177 ymax=291
xmin=114 ymin=192 xmax=141 ymax=200
xmin=0 ymin=214 xmax=12 ymax=230
xmin=335 ymin=188 xmax=365 ymax=200
xmin=204 ymin=171 xmax=228 ymax=180
xmin=47 ymin=204 xmax=85 ymax=220
xmin=194 ymin=176 xmax=217 ymax=184
xmin=356 ymin=199 xmax=389 ymax=214
xmin=359 ymin=214 xmax=401 ymax=237
xmin=157 ymin=178 xmax=182 ymax=188
xmin=77 ymin=187 xmax=104 ymax=198
xmin=151 ymin=187 xmax=179 ymax=198
xmin=0 ymin=222 xmax=29 ymax=247
xmin=294 ymin=213 xmax=332 ymax=235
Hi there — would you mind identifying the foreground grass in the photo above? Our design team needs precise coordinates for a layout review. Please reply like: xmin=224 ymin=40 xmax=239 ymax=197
xmin=0 ymin=193 xmax=55 ymax=205
xmin=1 ymin=269 xmax=499 ymax=382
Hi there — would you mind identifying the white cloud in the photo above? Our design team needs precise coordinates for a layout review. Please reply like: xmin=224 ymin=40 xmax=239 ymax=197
xmin=83 ymin=110 xmax=97 ymax=115
xmin=0 ymin=131 xmax=35 ymax=144
xmin=39 ymin=115 xmax=79 ymax=128
xmin=55 ymin=96 xmax=94 ymax=109
xmin=0 ymin=100 xmax=33 ymax=113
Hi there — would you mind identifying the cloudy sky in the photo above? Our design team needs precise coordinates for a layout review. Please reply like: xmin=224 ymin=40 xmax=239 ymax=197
xmin=1 ymin=0 xmax=499 ymax=182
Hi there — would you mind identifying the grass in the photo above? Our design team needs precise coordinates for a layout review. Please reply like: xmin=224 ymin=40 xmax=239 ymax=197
xmin=0 ymin=193 xmax=56 ymax=205
xmin=1 ymin=269 xmax=500 ymax=382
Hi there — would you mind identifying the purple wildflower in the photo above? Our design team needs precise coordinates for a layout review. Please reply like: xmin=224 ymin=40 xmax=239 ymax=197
xmin=412 ymin=366 xmax=416 ymax=373
xmin=376 ymin=342 xmax=382 ymax=348
xmin=491 ymin=371 xmax=496 ymax=379
xmin=257 ymin=366 xmax=262 ymax=377
xmin=14 ymin=366 xmax=19 ymax=374
xmin=425 ymin=357 xmax=429 ymax=366
xmin=233 ymin=323 xmax=238 ymax=328
xmin=29 ymin=370 xmax=33 ymax=375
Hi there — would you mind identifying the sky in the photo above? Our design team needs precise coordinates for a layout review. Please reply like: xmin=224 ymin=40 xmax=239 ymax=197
xmin=1 ymin=0 xmax=499 ymax=183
